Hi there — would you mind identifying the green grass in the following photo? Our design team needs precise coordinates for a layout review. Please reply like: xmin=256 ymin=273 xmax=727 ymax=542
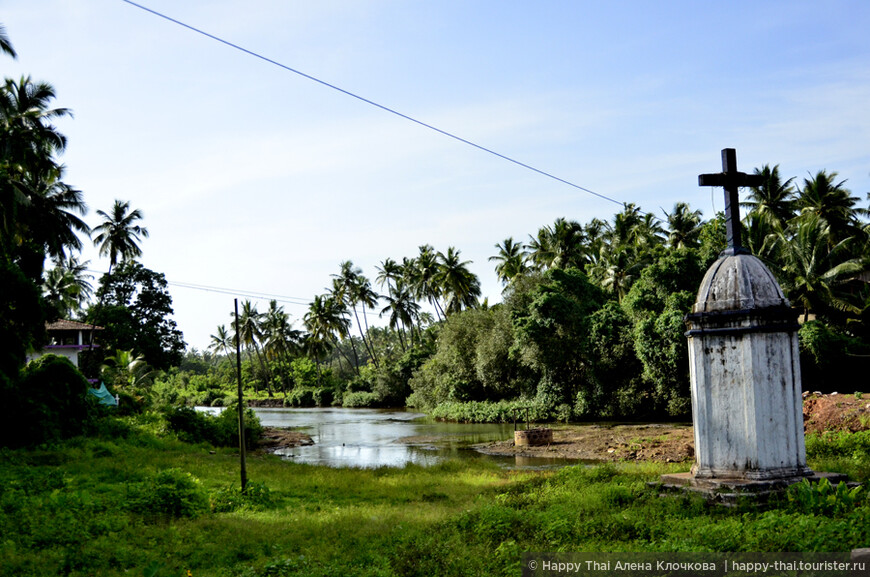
xmin=1 ymin=418 xmax=869 ymax=577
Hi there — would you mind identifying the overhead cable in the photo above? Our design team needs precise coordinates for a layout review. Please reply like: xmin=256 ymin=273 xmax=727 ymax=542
xmin=120 ymin=0 xmax=634 ymax=211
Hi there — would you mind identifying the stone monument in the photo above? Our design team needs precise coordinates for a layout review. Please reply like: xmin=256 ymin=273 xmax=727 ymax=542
xmin=660 ymin=149 xmax=844 ymax=499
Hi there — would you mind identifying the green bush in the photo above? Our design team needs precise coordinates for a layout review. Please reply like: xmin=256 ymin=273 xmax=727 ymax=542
xmin=787 ymin=477 xmax=865 ymax=516
xmin=342 ymin=391 xmax=380 ymax=408
xmin=127 ymin=468 xmax=209 ymax=519
xmin=312 ymin=387 xmax=334 ymax=407
xmin=3 ymin=354 xmax=97 ymax=447
xmin=284 ymin=387 xmax=317 ymax=407
xmin=805 ymin=430 xmax=870 ymax=460
xmin=429 ymin=399 xmax=551 ymax=423
xmin=210 ymin=481 xmax=275 ymax=513
xmin=163 ymin=405 xmax=262 ymax=449
xmin=800 ymin=322 xmax=870 ymax=393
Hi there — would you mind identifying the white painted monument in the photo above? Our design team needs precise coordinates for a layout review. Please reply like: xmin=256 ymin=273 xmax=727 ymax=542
xmin=686 ymin=252 xmax=810 ymax=480
xmin=661 ymin=149 xmax=843 ymax=498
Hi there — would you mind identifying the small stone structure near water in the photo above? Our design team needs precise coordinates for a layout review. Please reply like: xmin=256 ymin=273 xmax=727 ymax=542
xmin=660 ymin=149 xmax=845 ymax=501
xmin=514 ymin=428 xmax=553 ymax=447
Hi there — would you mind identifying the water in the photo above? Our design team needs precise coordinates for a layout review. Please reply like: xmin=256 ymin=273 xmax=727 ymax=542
xmin=200 ymin=406 xmax=576 ymax=469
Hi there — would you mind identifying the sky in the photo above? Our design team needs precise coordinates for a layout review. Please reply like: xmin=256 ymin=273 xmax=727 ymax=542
xmin=5 ymin=1 xmax=870 ymax=351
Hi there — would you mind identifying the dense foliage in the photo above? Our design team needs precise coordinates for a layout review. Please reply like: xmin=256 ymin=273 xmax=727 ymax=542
xmin=86 ymin=261 xmax=186 ymax=371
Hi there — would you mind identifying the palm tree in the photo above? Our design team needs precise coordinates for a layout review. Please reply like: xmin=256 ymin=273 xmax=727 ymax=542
xmin=411 ymin=245 xmax=446 ymax=321
xmin=92 ymin=200 xmax=149 ymax=272
xmin=774 ymin=214 xmax=865 ymax=322
xmin=379 ymin=281 xmax=420 ymax=350
xmin=261 ymin=300 xmax=302 ymax=394
xmin=332 ymin=261 xmax=378 ymax=367
xmin=588 ymin=245 xmax=645 ymax=301
xmin=0 ymin=24 xmax=16 ymax=59
xmin=489 ymin=237 xmax=528 ymax=286
xmin=0 ymin=76 xmax=68 ymax=172
xmin=437 ymin=246 xmax=481 ymax=314
xmin=743 ymin=165 xmax=796 ymax=231
xmin=101 ymin=349 xmax=155 ymax=390
xmin=526 ymin=218 xmax=585 ymax=271
xmin=664 ymin=202 xmax=703 ymax=249
xmin=304 ymin=293 xmax=356 ymax=375
xmin=43 ymin=255 xmax=93 ymax=318
xmin=375 ymin=258 xmax=402 ymax=297
xmin=797 ymin=171 xmax=867 ymax=245
xmin=20 ymin=165 xmax=89 ymax=261
xmin=1 ymin=76 xmax=71 ymax=254
xmin=237 ymin=300 xmax=273 ymax=396
xmin=209 ymin=324 xmax=234 ymax=359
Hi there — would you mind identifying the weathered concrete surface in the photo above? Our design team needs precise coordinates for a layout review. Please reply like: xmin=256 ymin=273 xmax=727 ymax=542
xmin=685 ymin=254 xmax=811 ymax=481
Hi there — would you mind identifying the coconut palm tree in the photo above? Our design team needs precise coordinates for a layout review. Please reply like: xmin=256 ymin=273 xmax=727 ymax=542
xmin=20 ymin=165 xmax=89 ymax=261
xmin=664 ymin=202 xmax=703 ymax=249
xmin=0 ymin=24 xmax=16 ymax=59
xmin=1 ymin=76 xmax=72 ymax=255
xmin=526 ymin=218 xmax=586 ymax=271
xmin=437 ymin=246 xmax=481 ymax=314
xmin=743 ymin=165 xmax=796 ymax=231
xmin=43 ymin=255 xmax=93 ymax=318
xmin=237 ymin=300 xmax=273 ymax=396
xmin=774 ymin=214 xmax=865 ymax=322
xmin=304 ymin=293 xmax=356 ymax=375
xmin=489 ymin=237 xmax=528 ymax=286
xmin=797 ymin=170 xmax=868 ymax=245
xmin=92 ymin=200 xmax=149 ymax=272
xmin=379 ymin=281 xmax=420 ymax=350
xmin=332 ymin=261 xmax=379 ymax=367
xmin=375 ymin=258 xmax=402 ymax=294
xmin=261 ymin=300 xmax=302 ymax=394
xmin=209 ymin=324 xmax=234 ymax=359
xmin=410 ymin=245 xmax=446 ymax=321
xmin=0 ymin=76 xmax=68 ymax=172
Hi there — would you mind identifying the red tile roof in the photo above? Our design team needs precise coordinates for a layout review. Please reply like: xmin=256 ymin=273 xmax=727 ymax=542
xmin=46 ymin=319 xmax=104 ymax=331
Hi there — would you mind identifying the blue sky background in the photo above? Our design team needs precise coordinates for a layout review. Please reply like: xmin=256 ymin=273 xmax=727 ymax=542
xmin=5 ymin=1 xmax=870 ymax=350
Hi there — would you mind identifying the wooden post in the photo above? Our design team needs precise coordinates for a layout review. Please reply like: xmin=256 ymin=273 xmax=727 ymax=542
xmin=234 ymin=298 xmax=248 ymax=492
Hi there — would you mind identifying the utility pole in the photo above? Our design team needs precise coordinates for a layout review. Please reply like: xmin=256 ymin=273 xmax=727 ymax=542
xmin=234 ymin=298 xmax=247 ymax=492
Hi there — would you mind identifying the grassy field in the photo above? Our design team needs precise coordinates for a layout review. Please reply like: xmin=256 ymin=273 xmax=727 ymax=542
xmin=1 ymin=417 xmax=868 ymax=577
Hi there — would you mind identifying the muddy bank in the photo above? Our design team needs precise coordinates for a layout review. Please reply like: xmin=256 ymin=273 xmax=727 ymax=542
xmin=257 ymin=427 xmax=314 ymax=451
xmin=475 ymin=424 xmax=695 ymax=463
xmin=246 ymin=398 xmax=286 ymax=408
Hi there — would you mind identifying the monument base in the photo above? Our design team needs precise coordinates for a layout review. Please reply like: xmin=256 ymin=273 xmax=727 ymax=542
xmin=656 ymin=471 xmax=849 ymax=506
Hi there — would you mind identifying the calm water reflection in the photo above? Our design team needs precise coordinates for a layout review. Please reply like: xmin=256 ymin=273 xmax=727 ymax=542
xmin=208 ymin=407 xmax=575 ymax=469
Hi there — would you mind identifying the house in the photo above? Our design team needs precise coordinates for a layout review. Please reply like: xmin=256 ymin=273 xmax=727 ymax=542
xmin=26 ymin=319 xmax=103 ymax=370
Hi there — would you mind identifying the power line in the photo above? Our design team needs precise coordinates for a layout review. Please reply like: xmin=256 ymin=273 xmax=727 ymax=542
xmin=119 ymin=0 xmax=634 ymax=211
xmin=86 ymin=268 xmax=312 ymax=307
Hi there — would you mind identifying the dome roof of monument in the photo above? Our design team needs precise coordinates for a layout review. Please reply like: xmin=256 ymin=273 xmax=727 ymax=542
xmin=693 ymin=254 xmax=789 ymax=313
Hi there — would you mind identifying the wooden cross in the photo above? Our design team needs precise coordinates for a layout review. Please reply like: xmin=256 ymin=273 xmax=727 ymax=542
xmin=698 ymin=148 xmax=764 ymax=256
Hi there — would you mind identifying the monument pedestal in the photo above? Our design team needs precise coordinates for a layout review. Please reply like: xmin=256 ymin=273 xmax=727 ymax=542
xmin=658 ymin=471 xmax=847 ymax=506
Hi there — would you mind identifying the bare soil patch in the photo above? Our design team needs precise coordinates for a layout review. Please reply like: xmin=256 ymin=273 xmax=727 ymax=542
xmin=803 ymin=392 xmax=870 ymax=434
xmin=475 ymin=424 xmax=695 ymax=463
xmin=476 ymin=394 xmax=869 ymax=463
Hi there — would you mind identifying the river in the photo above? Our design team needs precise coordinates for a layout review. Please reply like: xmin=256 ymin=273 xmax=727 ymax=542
xmin=201 ymin=406 xmax=574 ymax=469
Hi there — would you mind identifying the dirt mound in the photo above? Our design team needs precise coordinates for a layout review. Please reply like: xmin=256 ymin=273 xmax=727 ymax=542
xmin=803 ymin=393 xmax=870 ymax=434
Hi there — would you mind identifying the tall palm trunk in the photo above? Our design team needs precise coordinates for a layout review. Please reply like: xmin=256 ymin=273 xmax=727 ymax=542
xmin=251 ymin=341 xmax=273 ymax=396
xmin=352 ymin=304 xmax=378 ymax=368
